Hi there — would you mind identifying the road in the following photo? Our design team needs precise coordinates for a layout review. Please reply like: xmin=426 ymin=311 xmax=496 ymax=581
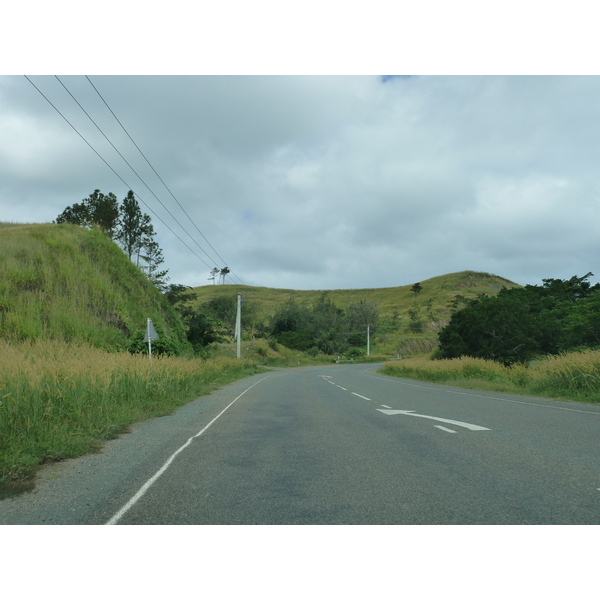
xmin=1 ymin=363 xmax=599 ymax=524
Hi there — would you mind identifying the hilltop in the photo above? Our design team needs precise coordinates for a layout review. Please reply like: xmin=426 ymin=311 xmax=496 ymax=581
xmin=191 ymin=271 xmax=518 ymax=323
xmin=0 ymin=222 xmax=188 ymax=352
xmin=190 ymin=271 xmax=519 ymax=356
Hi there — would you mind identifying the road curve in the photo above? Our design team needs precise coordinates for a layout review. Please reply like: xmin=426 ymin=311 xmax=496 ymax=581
xmin=1 ymin=363 xmax=599 ymax=524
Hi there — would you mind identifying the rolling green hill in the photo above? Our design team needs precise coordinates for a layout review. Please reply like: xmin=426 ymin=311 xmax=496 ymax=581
xmin=0 ymin=222 xmax=188 ymax=352
xmin=191 ymin=271 xmax=518 ymax=323
xmin=191 ymin=271 xmax=520 ymax=356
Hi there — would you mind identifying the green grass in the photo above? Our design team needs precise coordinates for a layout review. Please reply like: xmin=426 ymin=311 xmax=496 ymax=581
xmin=0 ymin=222 xmax=188 ymax=352
xmin=0 ymin=340 xmax=266 ymax=498
xmin=379 ymin=350 xmax=600 ymax=403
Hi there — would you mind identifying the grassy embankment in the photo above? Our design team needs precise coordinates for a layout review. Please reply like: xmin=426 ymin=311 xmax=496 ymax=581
xmin=379 ymin=350 xmax=600 ymax=403
xmin=0 ymin=222 xmax=187 ymax=351
xmin=0 ymin=223 xmax=265 ymax=497
xmin=0 ymin=340 xmax=264 ymax=497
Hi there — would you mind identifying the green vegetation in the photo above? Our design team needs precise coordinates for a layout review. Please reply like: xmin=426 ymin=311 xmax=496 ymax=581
xmin=0 ymin=223 xmax=188 ymax=353
xmin=437 ymin=273 xmax=600 ymax=365
xmin=0 ymin=340 xmax=264 ymax=498
xmin=379 ymin=349 xmax=600 ymax=403
xmin=0 ymin=220 xmax=534 ymax=497
xmin=56 ymin=188 xmax=169 ymax=290
xmin=192 ymin=271 xmax=519 ymax=358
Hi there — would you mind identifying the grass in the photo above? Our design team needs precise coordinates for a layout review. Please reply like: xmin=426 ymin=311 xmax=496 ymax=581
xmin=191 ymin=271 xmax=519 ymax=324
xmin=191 ymin=271 xmax=519 ymax=358
xmin=379 ymin=349 xmax=600 ymax=403
xmin=0 ymin=222 xmax=188 ymax=352
xmin=0 ymin=339 xmax=266 ymax=498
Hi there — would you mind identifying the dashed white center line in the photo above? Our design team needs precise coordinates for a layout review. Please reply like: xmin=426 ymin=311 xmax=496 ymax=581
xmin=381 ymin=405 xmax=392 ymax=409
xmin=337 ymin=385 xmax=347 ymax=391
xmin=352 ymin=392 xmax=372 ymax=401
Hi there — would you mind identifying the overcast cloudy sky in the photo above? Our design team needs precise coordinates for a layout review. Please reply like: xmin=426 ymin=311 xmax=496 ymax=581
xmin=2 ymin=74 xmax=600 ymax=290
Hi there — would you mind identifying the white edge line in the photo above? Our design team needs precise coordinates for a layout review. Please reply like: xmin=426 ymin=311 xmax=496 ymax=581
xmin=106 ymin=375 xmax=270 ymax=525
xmin=364 ymin=370 xmax=600 ymax=416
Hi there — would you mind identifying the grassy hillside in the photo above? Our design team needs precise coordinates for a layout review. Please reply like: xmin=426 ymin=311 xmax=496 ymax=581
xmin=190 ymin=271 xmax=519 ymax=356
xmin=0 ymin=223 xmax=188 ymax=352
xmin=192 ymin=271 xmax=518 ymax=319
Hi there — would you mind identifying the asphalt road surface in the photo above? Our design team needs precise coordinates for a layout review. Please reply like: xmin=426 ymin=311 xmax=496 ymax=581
xmin=1 ymin=363 xmax=599 ymax=524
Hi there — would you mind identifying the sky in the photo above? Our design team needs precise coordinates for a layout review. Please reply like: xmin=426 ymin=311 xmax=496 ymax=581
xmin=2 ymin=74 xmax=600 ymax=291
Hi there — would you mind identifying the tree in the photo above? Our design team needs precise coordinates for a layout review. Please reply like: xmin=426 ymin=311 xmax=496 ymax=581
xmin=269 ymin=293 xmax=351 ymax=355
xmin=411 ymin=282 xmax=423 ymax=308
xmin=209 ymin=267 xmax=220 ymax=285
xmin=346 ymin=300 xmax=379 ymax=346
xmin=437 ymin=274 xmax=600 ymax=365
xmin=56 ymin=188 xmax=171 ymax=294
xmin=163 ymin=284 xmax=223 ymax=354
xmin=116 ymin=190 xmax=152 ymax=261
xmin=55 ymin=189 xmax=119 ymax=238
xmin=87 ymin=190 xmax=119 ymax=238
xmin=140 ymin=239 xmax=169 ymax=291
xmin=164 ymin=283 xmax=197 ymax=308
xmin=54 ymin=201 xmax=91 ymax=228
xmin=220 ymin=267 xmax=231 ymax=284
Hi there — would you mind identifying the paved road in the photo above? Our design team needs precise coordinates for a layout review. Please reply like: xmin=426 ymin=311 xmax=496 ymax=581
xmin=1 ymin=363 xmax=599 ymax=524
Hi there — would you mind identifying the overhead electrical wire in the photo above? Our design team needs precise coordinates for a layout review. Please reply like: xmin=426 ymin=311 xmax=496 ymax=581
xmin=84 ymin=75 xmax=234 ymax=276
xmin=56 ymin=75 xmax=244 ymax=284
xmin=54 ymin=76 xmax=223 ymax=270
xmin=24 ymin=75 xmax=244 ymax=284
xmin=24 ymin=75 xmax=218 ymax=271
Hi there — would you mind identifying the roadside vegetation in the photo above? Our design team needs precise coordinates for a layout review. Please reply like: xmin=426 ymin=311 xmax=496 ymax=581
xmin=379 ymin=349 xmax=600 ymax=403
xmin=0 ymin=339 xmax=264 ymax=498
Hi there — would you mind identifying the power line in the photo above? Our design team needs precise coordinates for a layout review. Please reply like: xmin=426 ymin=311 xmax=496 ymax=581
xmin=54 ymin=75 xmax=238 ymax=280
xmin=85 ymin=75 xmax=236 ymax=279
xmin=24 ymin=75 xmax=217 ymax=271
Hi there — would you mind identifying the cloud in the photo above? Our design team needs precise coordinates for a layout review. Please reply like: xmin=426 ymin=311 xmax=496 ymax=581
xmin=2 ymin=75 xmax=600 ymax=290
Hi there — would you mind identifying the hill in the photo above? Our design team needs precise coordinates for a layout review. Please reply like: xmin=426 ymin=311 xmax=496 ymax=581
xmin=0 ymin=223 xmax=188 ymax=352
xmin=191 ymin=271 xmax=519 ymax=322
xmin=190 ymin=271 xmax=520 ymax=356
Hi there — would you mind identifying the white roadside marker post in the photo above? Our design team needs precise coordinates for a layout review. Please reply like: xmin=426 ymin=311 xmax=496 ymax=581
xmin=144 ymin=318 xmax=159 ymax=364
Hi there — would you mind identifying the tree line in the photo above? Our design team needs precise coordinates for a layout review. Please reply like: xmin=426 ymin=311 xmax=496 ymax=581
xmin=437 ymin=273 xmax=600 ymax=365
xmin=197 ymin=292 xmax=380 ymax=357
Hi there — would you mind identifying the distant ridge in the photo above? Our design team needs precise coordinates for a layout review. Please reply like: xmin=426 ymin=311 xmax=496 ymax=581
xmin=190 ymin=270 xmax=520 ymax=326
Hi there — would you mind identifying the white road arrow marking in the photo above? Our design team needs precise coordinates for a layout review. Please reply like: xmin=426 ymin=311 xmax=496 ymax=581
xmin=435 ymin=425 xmax=457 ymax=434
xmin=377 ymin=409 xmax=490 ymax=431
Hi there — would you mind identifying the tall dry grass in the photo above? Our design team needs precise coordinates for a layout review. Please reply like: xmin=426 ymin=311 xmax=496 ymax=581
xmin=379 ymin=349 xmax=600 ymax=403
xmin=0 ymin=340 xmax=265 ymax=496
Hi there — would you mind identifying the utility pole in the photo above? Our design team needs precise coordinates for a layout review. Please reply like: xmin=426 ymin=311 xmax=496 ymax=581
xmin=234 ymin=292 xmax=253 ymax=359
xmin=235 ymin=293 xmax=242 ymax=359
xmin=367 ymin=324 xmax=370 ymax=356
